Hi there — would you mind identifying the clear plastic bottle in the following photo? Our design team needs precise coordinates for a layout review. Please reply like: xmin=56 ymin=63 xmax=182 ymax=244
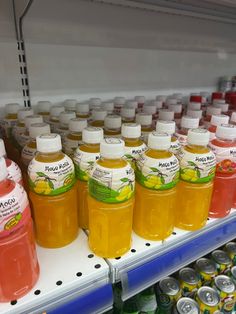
xmin=18 ymin=115 xmax=43 ymax=150
xmin=186 ymin=109 xmax=204 ymax=128
xmin=104 ymin=114 xmax=122 ymax=138
xmin=36 ymin=101 xmax=51 ymax=122
xmin=135 ymin=113 xmax=153 ymax=143
xmin=114 ymin=96 xmax=126 ymax=114
xmin=0 ymin=157 xmax=39 ymax=302
xmin=121 ymin=107 xmax=136 ymax=123
xmin=88 ymin=138 xmax=135 ymax=258
xmin=56 ymin=111 xmax=76 ymax=143
xmin=76 ymin=103 xmax=90 ymax=119
xmin=13 ymin=108 xmax=34 ymax=150
xmin=48 ymin=105 xmax=65 ymax=132
xmin=64 ymin=99 xmax=77 ymax=112
xmin=90 ymin=109 xmax=107 ymax=127
xmin=175 ymin=115 xmax=199 ymax=146
xmin=156 ymin=120 xmax=181 ymax=155
xmin=135 ymin=96 xmax=146 ymax=110
xmin=134 ymin=132 xmax=179 ymax=240
xmin=175 ymin=129 xmax=216 ymax=230
xmin=101 ymin=102 xmax=114 ymax=114
xmin=204 ymin=106 xmax=222 ymax=128
xmin=28 ymin=134 xmax=78 ymax=248
xmin=208 ymin=114 xmax=229 ymax=140
xmin=158 ymin=109 xmax=175 ymax=121
xmin=74 ymin=127 xmax=104 ymax=229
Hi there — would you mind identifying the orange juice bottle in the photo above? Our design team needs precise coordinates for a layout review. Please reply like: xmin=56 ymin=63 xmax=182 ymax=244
xmin=101 ymin=102 xmax=114 ymax=114
xmin=88 ymin=138 xmax=135 ymax=258
xmin=168 ymin=104 xmax=183 ymax=126
xmin=64 ymin=99 xmax=77 ymax=112
xmin=13 ymin=108 xmax=34 ymax=150
xmin=156 ymin=120 xmax=181 ymax=155
xmin=208 ymin=114 xmax=229 ymax=140
xmin=186 ymin=109 xmax=204 ymax=128
xmin=37 ymin=101 xmax=51 ymax=122
xmin=48 ymin=106 xmax=64 ymax=132
xmin=18 ymin=115 xmax=43 ymax=151
xmin=204 ymin=106 xmax=221 ymax=128
xmin=104 ymin=115 xmax=122 ymax=138
xmin=175 ymin=116 xmax=199 ymax=146
xmin=76 ymin=103 xmax=90 ymax=119
xmin=90 ymin=109 xmax=107 ymax=127
xmin=135 ymin=113 xmax=153 ymax=143
xmin=28 ymin=134 xmax=78 ymax=248
xmin=74 ymin=127 xmax=104 ymax=229
xmin=134 ymin=132 xmax=179 ymax=240
xmin=56 ymin=111 xmax=76 ymax=143
xmin=0 ymin=157 xmax=39 ymax=302
xmin=143 ymin=104 xmax=158 ymax=127
xmin=121 ymin=107 xmax=136 ymax=123
xmin=175 ymin=129 xmax=216 ymax=230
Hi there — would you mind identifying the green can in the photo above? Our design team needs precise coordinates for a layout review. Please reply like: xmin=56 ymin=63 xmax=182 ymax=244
xmin=179 ymin=267 xmax=201 ymax=297
xmin=195 ymin=286 xmax=220 ymax=314
xmin=173 ymin=297 xmax=200 ymax=314
xmin=211 ymin=250 xmax=232 ymax=275
xmin=224 ymin=242 xmax=236 ymax=266
xmin=195 ymin=258 xmax=217 ymax=286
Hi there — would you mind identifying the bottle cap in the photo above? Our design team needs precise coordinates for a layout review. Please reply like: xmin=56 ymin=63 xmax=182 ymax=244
xmin=231 ymin=112 xmax=236 ymax=123
xmin=82 ymin=127 xmax=104 ymax=144
xmin=186 ymin=109 xmax=203 ymax=119
xmin=101 ymin=102 xmax=114 ymax=112
xmin=91 ymin=109 xmax=107 ymax=121
xmin=150 ymin=100 xmax=163 ymax=109
xmin=29 ymin=123 xmax=51 ymax=139
xmin=17 ymin=108 xmax=34 ymax=122
xmin=172 ymin=93 xmax=183 ymax=100
xmin=190 ymin=95 xmax=202 ymax=103
xmin=104 ymin=115 xmax=122 ymax=129
xmin=136 ymin=113 xmax=152 ymax=125
xmin=213 ymin=99 xmax=225 ymax=105
xmin=156 ymin=95 xmax=167 ymax=101
xmin=187 ymin=128 xmax=210 ymax=146
xmin=156 ymin=120 xmax=176 ymax=135
xmin=5 ymin=103 xmax=20 ymax=114
xmin=25 ymin=115 xmax=43 ymax=129
xmin=188 ymin=102 xmax=201 ymax=110
xmin=143 ymin=105 xmax=157 ymax=115
xmin=114 ymin=97 xmax=126 ymax=105
xmin=76 ymin=103 xmax=89 ymax=114
xmin=168 ymin=104 xmax=182 ymax=113
xmin=0 ymin=157 xmax=8 ymax=181
xmin=158 ymin=109 xmax=174 ymax=121
xmin=214 ymin=103 xmax=229 ymax=112
xmin=50 ymin=106 xmax=65 ymax=118
xmin=216 ymin=124 xmax=236 ymax=140
xmin=126 ymin=101 xmax=138 ymax=110
xmin=148 ymin=132 xmax=171 ymax=150
xmin=210 ymin=114 xmax=229 ymax=126
xmin=37 ymin=101 xmax=51 ymax=112
xmin=166 ymin=98 xmax=178 ymax=106
xmin=206 ymin=106 xmax=222 ymax=116
xmin=36 ymin=133 xmax=62 ymax=153
xmin=121 ymin=123 xmax=141 ymax=138
xmin=89 ymin=98 xmax=102 ymax=106
xmin=69 ymin=118 xmax=87 ymax=132
xmin=121 ymin=107 xmax=135 ymax=118
xmin=134 ymin=96 xmax=145 ymax=103
xmin=59 ymin=111 xmax=76 ymax=125
xmin=0 ymin=139 xmax=6 ymax=157
xmin=181 ymin=116 xmax=199 ymax=129
xmin=64 ymin=99 xmax=77 ymax=111
xmin=100 ymin=138 xmax=125 ymax=158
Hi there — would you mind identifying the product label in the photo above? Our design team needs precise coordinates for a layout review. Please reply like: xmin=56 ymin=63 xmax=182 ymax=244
xmin=209 ymin=143 xmax=236 ymax=174
xmin=179 ymin=149 xmax=216 ymax=183
xmin=175 ymin=132 xmax=187 ymax=146
xmin=141 ymin=131 xmax=150 ymax=144
xmin=136 ymin=153 xmax=179 ymax=190
xmin=18 ymin=133 xmax=30 ymax=148
xmin=55 ymin=128 xmax=69 ymax=144
xmin=74 ymin=148 xmax=100 ymax=181
xmin=170 ymin=138 xmax=181 ymax=155
xmin=124 ymin=143 xmax=147 ymax=169
xmin=64 ymin=138 xmax=82 ymax=158
xmin=1 ymin=118 xmax=17 ymax=138
xmin=12 ymin=125 xmax=26 ymax=142
xmin=21 ymin=145 xmax=37 ymax=166
xmin=6 ymin=159 xmax=22 ymax=184
xmin=89 ymin=163 xmax=135 ymax=203
xmin=28 ymin=155 xmax=75 ymax=195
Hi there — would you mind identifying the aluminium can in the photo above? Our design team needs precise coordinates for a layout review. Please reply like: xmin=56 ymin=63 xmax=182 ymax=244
xmin=179 ymin=268 xmax=201 ymax=297
xmin=195 ymin=258 xmax=217 ymax=286
xmin=211 ymin=250 xmax=232 ymax=275
xmin=195 ymin=286 xmax=220 ymax=314
xmin=173 ymin=297 xmax=200 ymax=314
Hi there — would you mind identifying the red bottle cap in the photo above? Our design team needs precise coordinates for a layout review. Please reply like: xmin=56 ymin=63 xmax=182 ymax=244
xmin=212 ymin=92 xmax=223 ymax=101
xmin=190 ymin=95 xmax=202 ymax=102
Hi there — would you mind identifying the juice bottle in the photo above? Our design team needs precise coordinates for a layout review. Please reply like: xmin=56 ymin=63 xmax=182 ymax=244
xmin=114 ymin=96 xmax=126 ymax=114
xmin=0 ymin=139 xmax=23 ymax=186
xmin=18 ymin=115 xmax=43 ymax=150
xmin=28 ymin=134 xmax=78 ymax=248
xmin=0 ymin=157 xmax=39 ymax=302
xmin=230 ymin=112 xmax=236 ymax=125
xmin=89 ymin=98 xmax=102 ymax=113
xmin=156 ymin=120 xmax=181 ymax=155
xmin=134 ymin=132 xmax=179 ymax=240
xmin=208 ymin=114 xmax=229 ymax=140
xmin=168 ymin=104 xmax=183 ymax=126
xmin=204 ymin=106 xmax=222 ymax=128
xmin=214 ymin=102 xmax=230 ymax=116
xmin=74 ymin=127 xmax=104 ymax=229
xmin=187 ymin=102 xmax=201 ymax=110
xmin=64 ymin=99 xmax=77 ymax=112
xmin=36 ymin=101 xmax=51 ymax=122
xmin=158 ymin=109 xmax=174 ymax=121
xmin=48 ymin=105 xmax=64 ymax=132
xmin=76 ymin=103 xmax=90 ymax=119
xmin=90 ymin=109 xmax=107 ymax=127
xmin=63 ymin=118 xmax=87 ymax=157
xmin=135 ymin=113 xmax=153 ymax=143
xmin=88 ymin=138 xmax=135 ymax=258
xmin=135 ymin=96 xmax=146 ymax=110
xmin=186 ymin=109 xmax=204 ymax=128
xmin=12 ymin=108 xmax=33 ymax=150
xmin=126 ymin=100 xmax=138 ymax=113
xmin=121 ymin=123 xmax=147 ymax=168
xmin=175 ymin=115 xmax=199 ymax=146
xmin=56 ymin=111 xmax=76 ymax=143
xmin=104 ymin=114 xmax=122 ymax=138
xmin=101 ymin=102 xmax=114 ymax=114
xmin=175 ymin=129 xmax=216 ymax=230
xmin=151 ymin=99 xmax=163 ymax=111
xmin=143 ymin=104 xmax=158 ymax=126
xmin=209 ymin=124 xmax=236 ymax=217
xmin=121 ymin=107 xmax=136 ymax=123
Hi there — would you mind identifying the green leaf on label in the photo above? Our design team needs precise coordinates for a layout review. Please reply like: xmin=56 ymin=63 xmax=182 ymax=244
xmin=161 ymin=176 xmax=165 ymax=184
xmin=187 ymin=161 xmax=196 ymax=167
xmin=87 ymin=161 xmax=94 ymax=165
xmin=36 ymin=172 xmax=46 ymax=177
xmin=48 ymin=180 xmax=54 ymax=189
xmin=120 ymin=178 xmax=129 ymax=182
xmin=197 ymin=169 xmax=201 ymax=178
xmin=150 ymin=167 xmax=159 ymax=172
xmin=125 ymin=154 xmax=133 ymax=160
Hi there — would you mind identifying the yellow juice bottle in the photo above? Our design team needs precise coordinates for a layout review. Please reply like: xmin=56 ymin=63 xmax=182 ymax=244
xmin=175 ymin=129 xmax=216 ymax=231
xmin=121 ymin=107 xmax=136 ymax=123
xmin=104 ymin=115 xmax=122 ymax=138
xmin=76 ymin=103 xmax=90 ymax=119
xmin=28 ymin=133 xmax=78 ymax=248
xmin=134 ymin=132 xmax=179 ymax=240
xmin=37 ymin=101 xmax=51 ymax=122
xmin=90 ymin=109 xmax=107 ymax=127
xmin=56 ymin=111 xmax=76 ymax=144
xmin=136 ymin=113 xmax=153 ymax=143
xmin=18 ymin=115 xmax=43 ymax=151
xmin=156 ymin=120 xmax=181 ymax=155
xmin=74 ymin=127 xmax=104 ymax=229
xmin=48 ymin=106 xmax=64 ymax=132
xmin=88 ymin=138 xmax=135 ymax=258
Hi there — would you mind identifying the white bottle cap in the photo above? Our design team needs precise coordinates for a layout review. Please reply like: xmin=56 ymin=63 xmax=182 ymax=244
xmin=82 ymin=127 xmax=104 ymax=144
xmin=216 ymin=124 xmax=236 ymax=140
xmin=150 ymin=100 xmax=163 ymax=109
xmin=29 ymin=123 xmax=51 ymax=139
xmin=104 ymin=115 xmax=122 ymax=129
xmin=181 ymin=115 xmax=199 ymax=129
xmin=166 ymin=98 xmax=178 ymax=106
xmin=114 ymin=97 xmax=126 ymax=105
xmin=156 ymin=120 xmax=176 ymax=135
xmin=25 ymin=115 xmax=43 ymax=129
xmin=121 ymin=107 xmax=135 ymax=118
xmin=90 ymin=98 xmax=102 ymax=106
xmin=188 ymin=102 xmax=201 ymax=110
xmin=121 ymin=123 xmax=141 ymax=138
xmin=17 ymin=108 xmax=34 ymax=122
xmin=36 ymin=133 xmax=62 ymax=153
xmin=91 ymin=109 xmax=107 ymax=121
xmin=59 ymin=111 xmax=76 ymax=125
xmin=187 ymin=128 xmax=210 ymax=146
xmin=231 ymin=112 xmax=236 ymax=123
xmin=100 ymin=138 xmax=125 ymax=158
xmin=64 ymin=99 xmax=77 ymax=111
xmin=206 ymin=106 xmax=222 ymax=116
xmin=101 ymin=102 xmax=114 ymax=112
xmin=69 ymin=118 xmax=87 ymax=132
xmin=76 ymin=102 xmax=90 ymax=114
xmin=186 ymin=109 xmax=203 ymax=119
xmin=172 ymin=93 xmax=183 ymax=100
xmin=0 ymin=157 xmax=8 ymax=181
xmin=148 ymin=132 xmax=171 ymax=150
xmin=156 ymin=95 xmax=167 ymax=101
xmin=136 ymin=113 xmax=152 ymax=125
xmin=158 ymin=109 xmax=174 ymax=121
xmin=213 ymin=99 xmax=225 ymax=105
xmin=126 ymin=101 xmax=138 ymax=110
xmin=168 ymin=104 xmax=182 ymax=113
xmin=37 ymin=101 xmax=51 ymax=112
xmin=135 ymin=96 xmax=145 ymax=103
xmin=143 ymin=105 xmax=157 ymax=115
xmin=5 ymin=103 xmax=20 ymax=114
xmin=50 ymin=106 xmax=65 ymax=118
xmin=210 ymin=114 xmax=229 ymax=126
xmin=0 ymin=139 xmax=6 ymax=157
xmin=214 ymin=103 xmax=229 ymax=112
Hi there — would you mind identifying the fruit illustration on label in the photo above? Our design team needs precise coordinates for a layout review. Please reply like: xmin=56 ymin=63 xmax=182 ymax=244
xmin=116 ymin=178 xmax=134 ymax=201
xmin=32 ymin=172 xmax=55 ymax=195
xmin=217 ymin=159 xmax=236 ymax=173
xmin=4 ymin=213 xmax=22 ymax=230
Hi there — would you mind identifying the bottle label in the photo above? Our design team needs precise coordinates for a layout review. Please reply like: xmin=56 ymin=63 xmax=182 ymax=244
xmin=21 ymin=145 xmax=37 ymax=166
xmin=209 ymin=143 xmax=236 ymax=174
xmin=1 ymin=119 xmax=17 ymax=138
xmin=170 ymin=138 xmax=181 ymax=155
xmin=18 ymin=133 xmax=30 ymax=148
xmin=175 ymin=133 xmax=187 ymax=146
xmin=89 ymin=163 xmax=135 ymax=203
xmin=12 ymin=125 xmax=26 ymax=142
xmin=64 ymin=138 xmax=82 ymax=158
xmin=179 ymin=149 xmax=216 ymax=183
xmin=28 ymin=155 xmax=75 ymax=195
xmin=6 ymin=159 xmax=22 ymax=184
xmin=136 ymin=153 xmax=179 ymax=190
xmin=74 ymin=149 xmax=100 ymax=181
xmin=0 ymin=184 xmax=30 ymax=237
xmin=124 ymin=144 xmax=147 ymax=169
xmin=141 ymin=131 xmax=150 ymax=144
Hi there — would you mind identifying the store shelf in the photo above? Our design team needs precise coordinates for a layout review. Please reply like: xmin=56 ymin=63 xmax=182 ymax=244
xmin=106 ymin=210 xmax=236 ymax=300
xmin=0 ymin=231 xmax=112 ymax=314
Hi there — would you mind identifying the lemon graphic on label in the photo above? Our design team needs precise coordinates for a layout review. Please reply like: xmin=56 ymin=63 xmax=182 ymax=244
xmin=144 ymin=175 xmax=162 ymax=188
xmin=181 ymin=168 xmax=198 ymax=182
xmin=34 ymin=180 xmax=52 ymax=194
xmin=116 ymin=185 xmax=133 ymax=202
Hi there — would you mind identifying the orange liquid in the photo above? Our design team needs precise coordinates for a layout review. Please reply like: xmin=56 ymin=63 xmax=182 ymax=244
xmin=104 ymin=128 xmax=121 ymax=137
xmin=90 ymin=120 xmax=104 ymax=127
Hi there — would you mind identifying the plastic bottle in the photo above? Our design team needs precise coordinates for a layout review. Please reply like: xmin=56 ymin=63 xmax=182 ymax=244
xmin=114 ymin=96 xmax=126 ymax=114
xmin=209 ymin=124 xmax=236 ymax=218
xmin=28 ymin=134 xmax=78 ymax=248
xmin=204 ymin=106 xmax=222 ymax=128
xmin=90 ymin=109 xmax=107 ymax=127
xmin=168 ymin=104 xmax=182 ymax=121
xmin=88 ymin=138 xmax=135 ymax=258
xmin=135 ymin=96 xmax=146 ymax=110
xmin=63 ymin=118 xmax=87 ymax=157
xmin=56 ymin=111 xmax=76 ymax=143
xmin=156 ymin=120 xmax=181 ymax=155
xmin=36 ymin=101 xmax=51 ymax=121
xmin=230 ymin=112 xmax=236 ymax=125
xmin=101 ymin=102 xmax=114 ymax=114
xmin=214 ymin=101 xmax=230 ymax=116
xmin=0 ymin=157 xmax=39 ymax=302
xmin=187 ymin=102 xmax=201 ymax=110
xmin=135 ymin=113 xmax=153 ymax=143
xmin=175 ymin=116 xmax=199 ymax=146
xmin=121 ymin=107 xmax=136 ymax=123
xmin=186 ymin=109 xmax=204 ymax=128
xmin=104 ymin=114 xmax=122 ymax=138
xmin=64 ymin=99 xmax=77 ymax=112
xmin=13 ymin=108 xmax=34 ymax=150
xmin=121 ymin=123 xmax=147 ymax=168
xmin=134 ymin=132 xmax=179 ymax=240
xmin=89 ymin=98 xmax=102 ymax=113
xmin=175 ymin=129 xmax=216 ymax=230
xmin=76 ymin=103 xmax=90 ymax=119
xmin=208 ymin=114 xmax=229 ymax=140
xmin=143 ymin=104 xmax=158 ymax=126
xmin=48 ymin=105 xmax=64 ymax=132
xmin=74 ymin=127 xmax=104 ymax=229
xmin=158 ymin=109 xmax=174 ymax=121
xmin=126 ymin=100 xmax=138 ymax=113
xmin=18 ymin=115 xmax=43 ymax=150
